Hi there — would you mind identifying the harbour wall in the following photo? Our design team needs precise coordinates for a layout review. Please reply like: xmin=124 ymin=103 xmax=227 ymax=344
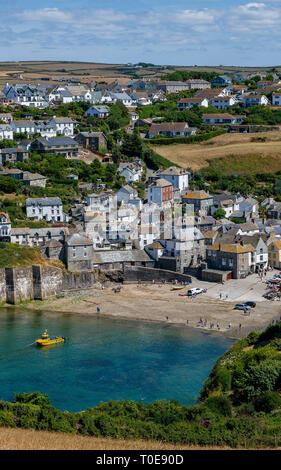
xmin=0 ymin=266 xmax=98 ymax=304
xmin=123 ymin=266 xmax=192 ymax=283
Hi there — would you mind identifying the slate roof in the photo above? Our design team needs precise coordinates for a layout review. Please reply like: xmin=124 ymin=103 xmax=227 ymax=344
xmin=92 ymin=249 xmax=152 ymax=264
xmin=26 ymin=197 xmax=62 ymax=207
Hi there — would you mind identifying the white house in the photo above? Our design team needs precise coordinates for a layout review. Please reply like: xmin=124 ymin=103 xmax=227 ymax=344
xmin=0 ymin=124 xmax=13 ymax=140
xmin=118 ymin=162 xmax=143 ymax=183
xmin=3 ymin=83 xmax=48 ymax=108
xmin=10 ymin=120 xmax=35 ymax=135
xmin=209 ymin=96 xmax=237 ymax=110
xmin=202 ymin=114 xmax=244 ymax=125
xmin=177 ymin=97 xmax=209 ymax=110
xmin=0 ymin=212 xmax=11 ymax=239
xmin=48 ymin=117 xmax=75 ymax=136
xmin=272 ymin=93 xmax=281 ymax=106
xmin=85 ymin=106 xmax=110 ymax=119
xmin=157 ymin=167 xmax=189 ymax=191
xmin=242 ymin=94 xmax=270 ymax=107
xmin=26 ymin=197 xmax=64 ymax=222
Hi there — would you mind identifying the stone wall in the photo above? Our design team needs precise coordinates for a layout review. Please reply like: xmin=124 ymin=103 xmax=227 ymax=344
xmin=123 ymin=266 xmax=192 ymax=283
xmin=5 ymin=267 xmax=34 ymax=304
xmin=32 ymin=265 xmax=63 ymax=300
xmin=0 ymin=269 xmax=6 ymax=303
xmin=62 ymin=272 xmax=97 ymax=291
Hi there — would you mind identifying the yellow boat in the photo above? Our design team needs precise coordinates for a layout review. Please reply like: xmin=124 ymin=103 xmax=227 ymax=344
xmin=171 ymin=285 xmax=185 ymax=290
xmin=36 ymin=330 xmax=66 ymax=347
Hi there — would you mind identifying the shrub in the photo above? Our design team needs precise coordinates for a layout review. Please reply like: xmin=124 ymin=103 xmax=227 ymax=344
xmin=204 ymin=395 xmax=232 ymax=417
xmin=0 ymin=410 xmax=16 ymax=427
xmin=255 ymin=391 xmax=281 ymax=413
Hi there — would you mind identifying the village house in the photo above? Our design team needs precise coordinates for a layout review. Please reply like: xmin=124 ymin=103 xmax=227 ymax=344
xmin=116 ymin=185 xmax=139 ymax=205
xmin=242 ymin=94 xmax=270 ymax=107
xmin=272 ymin=93 xmax=281 ymax=106
xmin=0 ymin=124 xmax=13 ymax=140
xmin=0 ymin=212 xmax=11 ymax=241
xmin=65 ymin=233 xmax=93 ymax=272
xmin=157 ymin=81 xmax=191 ymax=93
xmin=48 ymin=117 xmax=75 ymax=136
xmin=0 ymin=169 xmax=46 ymax=187
xmin=85 ymin=106 xmax=110 ymax=119
xmin=92 ymin=249 xmax=154 ymax=271
xmin=0 ymin=113 xmax=13 ymax=123
xmin=0 ymin=148 xmax=28 ymax=165
xmin=177 ymin=97 xmax=209 ymax=110
xmin=157 ymin=167 xmax=189 ymax=191
xmin=202 ymin=114 xmax=244 ymax=125
xmin=118 ymin=162 xmax=143 ymax=183
xmin=206 ymin=241 xmax=256 ymax=279
xmin=268 ymin=240 xmax=281 ymax=269
xmin=10 ymin=120 xmax=35 ymax=136
xmin=30 ymin=137 xmax=79 ymax=158
xmin=74 ymin=132 xmax=107 ymax=151
xmin=147 ymin=178 xmax=173 ymax=204
xmin=182 ymin=190 xmax=213 ymax=216
xmin=34 ymin=121 xmax=57 ymax=138
xmin=185 ymin=79 xmax=211 ymax=90
xmin=3 ymin=83 xmax=48 ymax=108
xmin=10 ymin=227 xmax=69 ymax=247
xmin=235 ymin=234 xmax=268 ymax=271
xmin=209 ymin=96 xmax=237 ymax=110
xmin=211 ymin=76 xmax=232 ymax=86
xmin=26 ymin=197 xmax=65 ymax=222
xmin=147 ymin=122 xmax=196 ymax=139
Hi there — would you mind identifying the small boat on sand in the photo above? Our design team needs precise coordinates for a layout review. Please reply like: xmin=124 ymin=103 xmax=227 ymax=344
xmin=171 ymin=286 xmax=185 ymax=291
xmin=36 ymin=330 xmax=65 ymax=347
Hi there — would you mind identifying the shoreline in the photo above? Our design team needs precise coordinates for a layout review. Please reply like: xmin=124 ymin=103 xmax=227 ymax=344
xmin=2 ymin=282 xmax=280 ymax=339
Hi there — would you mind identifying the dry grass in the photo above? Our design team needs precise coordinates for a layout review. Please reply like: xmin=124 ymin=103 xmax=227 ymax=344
xmin=152 ymin=130 xmax=281 ymax=171
xmin=1 ymin=428 xmax=281 ymax=450
xmin=0 ymin=428 xmax=226 ymax=450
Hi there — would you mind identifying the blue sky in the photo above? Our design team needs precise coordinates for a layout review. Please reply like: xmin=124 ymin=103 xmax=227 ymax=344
xmin=0 ymin=1 xmax=280 ymax=66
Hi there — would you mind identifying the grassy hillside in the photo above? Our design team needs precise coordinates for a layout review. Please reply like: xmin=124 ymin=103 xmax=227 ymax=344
xmin=2 ymin=323 xmax=281 ymax=448
xmin=0 ymin=243 xmax=63 ymax=269
xmin=152 ymin=130 xmax=281 ymax=172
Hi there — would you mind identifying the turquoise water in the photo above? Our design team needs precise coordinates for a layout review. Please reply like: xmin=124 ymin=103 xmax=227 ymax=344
xmin=0 ymin=308 xmax=235 ymax=412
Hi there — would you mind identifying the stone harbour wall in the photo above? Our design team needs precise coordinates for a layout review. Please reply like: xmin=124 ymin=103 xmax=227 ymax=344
xmin=123 ymin=266 xmax=192 ymax=283
xmin=0 ymin=265 xmax=98 ymax=304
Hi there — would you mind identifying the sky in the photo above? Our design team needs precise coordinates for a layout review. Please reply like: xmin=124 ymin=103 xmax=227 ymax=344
xmin=0 ymin=0 xmax=280 ymax=66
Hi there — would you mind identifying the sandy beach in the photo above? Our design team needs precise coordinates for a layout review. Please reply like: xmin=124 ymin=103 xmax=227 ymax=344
xmin=12 ymin=271 xmax=281 ymax=339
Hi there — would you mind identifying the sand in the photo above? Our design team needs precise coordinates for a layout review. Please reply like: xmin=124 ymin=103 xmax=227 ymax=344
xmin=15 ymin=281 xmax=281 ymax=339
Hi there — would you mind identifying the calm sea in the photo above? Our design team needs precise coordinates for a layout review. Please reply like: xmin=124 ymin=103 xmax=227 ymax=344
xmin=0 ymin=308 xmax=234 ymax=412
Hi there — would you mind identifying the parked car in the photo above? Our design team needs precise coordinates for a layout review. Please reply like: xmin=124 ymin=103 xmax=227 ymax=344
xmin=187 ymin=287 xmax=204 ymax=296
xmin=244 ymin=301 xmax=256 ymax=308
xmin=234 ymin=303 xmax=248 ymax=310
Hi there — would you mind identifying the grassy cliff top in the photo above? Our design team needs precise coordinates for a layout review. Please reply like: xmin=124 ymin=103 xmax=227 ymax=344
xmin=0 ymin=243 xmax=63 ymax=270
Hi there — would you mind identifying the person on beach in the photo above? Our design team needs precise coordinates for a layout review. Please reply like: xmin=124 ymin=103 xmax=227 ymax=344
xmin=97 ymin=306 xmax=100 ymax=313
xmin=166 ymin=316 xmax=169 ymax=321
xmin=186 ymin=319 xmax=189 ymax=324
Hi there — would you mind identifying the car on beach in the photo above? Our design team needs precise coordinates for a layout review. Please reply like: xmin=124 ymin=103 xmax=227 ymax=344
xmin=234 ymin=303 xmax=250 ymax=310
xmin=244 ymin=301 xmax=256 ymax=308
xmin=187 ymin=287 xmax=204 ymax=296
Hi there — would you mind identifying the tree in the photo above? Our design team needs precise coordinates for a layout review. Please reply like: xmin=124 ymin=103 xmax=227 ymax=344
xmin=212 ymin=208 xmax=226 ymax=220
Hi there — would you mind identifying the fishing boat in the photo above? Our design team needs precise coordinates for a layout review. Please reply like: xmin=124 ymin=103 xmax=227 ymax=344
xmin=36 ymin=330 xmax=65 ymax=347
xmin=171 ymin=285 xmax=185 ymax=291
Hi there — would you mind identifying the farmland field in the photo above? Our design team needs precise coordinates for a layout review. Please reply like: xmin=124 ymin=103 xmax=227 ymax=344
xmin=151 ymin=130 xmax=281 ymax=173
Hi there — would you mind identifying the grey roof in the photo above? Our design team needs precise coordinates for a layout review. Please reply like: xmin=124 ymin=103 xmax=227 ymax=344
xmin=26 ymin=197 xmax=62 ymax=207
xmin=92 ymin=249 xmax=152 ymax=264
xmin=66 ymin=233 xmax=92 ymax=246
xmin=35 ymin=137 xmax=77 ymax=147
xmin=29 ymin=227 xmax=68 ymax=237
xmin=50 ymin=117 xmax=74 ymax=124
